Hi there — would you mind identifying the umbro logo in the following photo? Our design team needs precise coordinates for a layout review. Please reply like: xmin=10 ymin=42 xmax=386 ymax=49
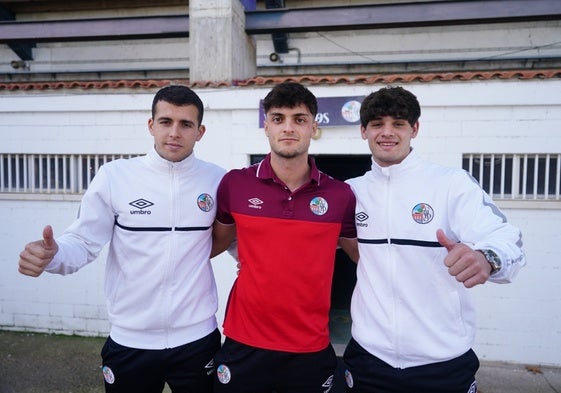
xmin=356 ymin=211 xmax=368 ymax=227
xmin=322 ymin=375 xmax=333 ymax=392
xmin=129 ymin=198 xmax=153 ymax=215
xmin=205 ymin=359 xmax=215 ymax=375
xmin=248 ymin=197 xmax=263 ymax=209
xmin=356 ymin=212 xmax=368 ymax=221
xmin=129 ymin=199 xmax=154 ymax=209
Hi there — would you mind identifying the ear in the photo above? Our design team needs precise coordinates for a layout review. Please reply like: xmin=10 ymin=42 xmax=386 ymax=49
xmin=196 ymin=124 xmax=206 ymax=141
xmin=264 ymin=121 xmax=269 ymax=137
xmin=311 ymin=120 xmax=322 ymax=140
xmin=411 ymin=121 xmax=420 ymax=139
xmin=148 ymin=118 xmax=155 ymax=136
xmin=311 ymin=119 xmax=318 ymax=135
xmin=360 ymin=125 xmax=368 ymax=140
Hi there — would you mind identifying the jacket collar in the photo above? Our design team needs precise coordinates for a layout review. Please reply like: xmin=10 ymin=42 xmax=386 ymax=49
xmin=369 ymin=148 xmax=421 ymax=178
xmin=147 ymin=146 xmax=197 ymax=172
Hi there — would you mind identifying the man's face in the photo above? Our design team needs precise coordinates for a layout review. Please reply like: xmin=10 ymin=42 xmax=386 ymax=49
xmin=264 ymin=103 xmax=317 ymax=159
xmin=148 ymin=101 xmax=205 ymax=162
xmin=361 ymin=115 xmax=419 ymax=167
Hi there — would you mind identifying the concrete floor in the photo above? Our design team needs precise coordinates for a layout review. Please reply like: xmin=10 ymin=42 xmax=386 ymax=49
xmin=1 ymin=330 xmax=560 ymax=393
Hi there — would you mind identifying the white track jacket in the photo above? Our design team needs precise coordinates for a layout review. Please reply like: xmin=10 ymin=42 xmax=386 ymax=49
xmin=346 ymin=150 xmax=526 ymax=369
xmin=46 ymin=148 xmax=226 ymax=350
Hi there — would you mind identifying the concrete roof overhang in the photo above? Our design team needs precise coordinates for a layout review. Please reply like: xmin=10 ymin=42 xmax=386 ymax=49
xmin=1 ymin=0 xmax=560 ymax=45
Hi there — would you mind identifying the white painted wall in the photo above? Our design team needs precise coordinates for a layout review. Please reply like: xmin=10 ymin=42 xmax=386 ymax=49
xmin=1 ymin=79 xmax=560 ymax=366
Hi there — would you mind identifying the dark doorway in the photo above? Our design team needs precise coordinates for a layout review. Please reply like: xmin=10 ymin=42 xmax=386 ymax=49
xmin=313 ymin=155 xmax=371 ymax=354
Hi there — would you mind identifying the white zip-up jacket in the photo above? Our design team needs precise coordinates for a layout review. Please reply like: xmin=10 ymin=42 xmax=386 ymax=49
xmin=46 ymin=148 xmax=226 ymax=350
xmin=346 ymin=150 xmax=526 ymax=369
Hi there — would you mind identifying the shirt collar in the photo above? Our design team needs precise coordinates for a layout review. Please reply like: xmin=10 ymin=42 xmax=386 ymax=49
xmin=256 ymin=153 xmax=321 ymax=186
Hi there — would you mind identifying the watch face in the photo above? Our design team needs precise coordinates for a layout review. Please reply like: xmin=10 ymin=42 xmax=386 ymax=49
xmin=482 ymin=249 xmax=501 ymax=274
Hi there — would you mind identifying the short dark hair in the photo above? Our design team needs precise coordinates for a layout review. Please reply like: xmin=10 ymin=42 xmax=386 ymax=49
xmin=360 ymin=86 xmax=421 ymax=127
xmin=262 ymin=82 xmax=318 ymax=117
xmin=151 ymin=85 xmax=204 ymax=125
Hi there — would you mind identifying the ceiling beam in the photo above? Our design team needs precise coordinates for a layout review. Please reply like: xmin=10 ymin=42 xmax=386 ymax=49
xmin=0 ymin=0 xmax=560 ymax=44
xmin=0 ymin=3 xmax=35 ymax=60
xmin=0 ymin=14 xmax=190 ymax=43
xmin=245 ymin=0 xmax=561 ymax=33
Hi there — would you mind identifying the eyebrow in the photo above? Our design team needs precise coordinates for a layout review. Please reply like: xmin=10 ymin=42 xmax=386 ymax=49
xmin=157 ymin=116 xmax=196 ymax=126
xmin=268 ymin=111 xmax=311 ymax=118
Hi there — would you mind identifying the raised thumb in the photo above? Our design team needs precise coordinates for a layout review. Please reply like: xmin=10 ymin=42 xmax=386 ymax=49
xmin=436 ymin=229 xmax=456 ymax=251
xmin=42 ymin=225 xmax=56 ymax=251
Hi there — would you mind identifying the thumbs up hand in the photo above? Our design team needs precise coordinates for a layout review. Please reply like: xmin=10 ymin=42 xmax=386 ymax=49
xmin=18 ymin=225 xmax=59 ymax=277
xmin=436 ymin=229 xmax=491 ymax=288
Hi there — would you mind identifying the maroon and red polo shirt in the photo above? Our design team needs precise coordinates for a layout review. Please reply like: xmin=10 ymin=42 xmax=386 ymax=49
xmin=216 ymin=154 xmax=357 ymax=353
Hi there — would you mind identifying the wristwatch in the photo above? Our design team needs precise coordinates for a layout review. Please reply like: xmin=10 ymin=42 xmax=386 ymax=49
xmin=477 ymin=249 xmax=502 ymax=275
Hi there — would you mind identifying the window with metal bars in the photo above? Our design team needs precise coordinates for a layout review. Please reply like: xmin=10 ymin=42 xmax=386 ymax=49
xmin=462 ymin=153 xmax=561 ymax=200
xmin=0 ymin=153 xmax=140 ymax=194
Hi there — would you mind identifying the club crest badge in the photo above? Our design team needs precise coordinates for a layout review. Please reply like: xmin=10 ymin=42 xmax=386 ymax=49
xmin=217 ymin=364 xmax=231 ymax=384
xmin=341 ymin=100 xmax=361 ymax=123
xmin=102 ymin=366 xmax=115 ymax=384
xmin=411 ymin=202 xmax=434 ymax=224
xmin=310 ymin=197 xmax=328 ymax=216
xmin=197 ymin=193 xmax=215 ymax=212
xmin=344 ymin=369 xmax=354 ymax=388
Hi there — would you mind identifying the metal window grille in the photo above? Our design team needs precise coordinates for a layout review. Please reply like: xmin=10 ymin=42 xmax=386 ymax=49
xmin=0 ymin=153 xmax=140 ymax=194
xmin=462 ymin=153 xmax=561 ymax=200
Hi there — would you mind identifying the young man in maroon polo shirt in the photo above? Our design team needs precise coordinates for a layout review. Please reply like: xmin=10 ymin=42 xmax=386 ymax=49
xmin=211 ymin=82 xmax=358 ymax=393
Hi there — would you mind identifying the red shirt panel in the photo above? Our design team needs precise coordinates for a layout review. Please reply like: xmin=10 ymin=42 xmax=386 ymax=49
xmin=216 ymin=155 xmax=356 ymax=352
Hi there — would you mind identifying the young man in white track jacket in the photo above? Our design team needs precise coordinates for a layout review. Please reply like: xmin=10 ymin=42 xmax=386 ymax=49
xmin=18 ymin=85 xmax=226 ymax=393
xmin=343 ymin=86 xmax=526 ymax=393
